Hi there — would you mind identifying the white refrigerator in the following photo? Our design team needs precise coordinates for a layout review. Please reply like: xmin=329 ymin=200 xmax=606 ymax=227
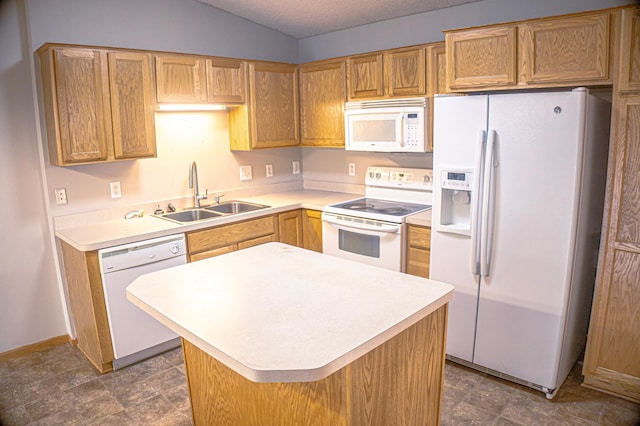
xmin=430 ymin=88 xmax=610 ymax=398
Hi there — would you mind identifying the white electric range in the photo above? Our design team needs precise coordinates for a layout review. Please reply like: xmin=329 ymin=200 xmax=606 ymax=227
xmin=322 ymin=166 xmax=433 ymax=272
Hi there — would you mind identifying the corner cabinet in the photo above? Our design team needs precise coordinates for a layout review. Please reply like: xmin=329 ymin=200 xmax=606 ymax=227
xmin=299 ymin=59 xmax=346 ymax=147
xmin=302 ymin=209 xmax=323 ymax=253
xmin=445 ymin=9 xmax=616 ymax=92
xmin=277 ymin=210 xmax=303 ymax=247
xmin=229 ymin=62 xmax=299 ymax=150
xmin=39 ymin=45 xmax=156 ymax=166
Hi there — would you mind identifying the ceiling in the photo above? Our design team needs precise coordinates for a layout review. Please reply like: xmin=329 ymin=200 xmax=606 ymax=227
xmin=195 ymin=0 xmax=485 ymax=39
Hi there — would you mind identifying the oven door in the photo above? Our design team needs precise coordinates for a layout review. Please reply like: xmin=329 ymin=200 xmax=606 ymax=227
xmin=322 ymin=212 xmax=406 ymax=272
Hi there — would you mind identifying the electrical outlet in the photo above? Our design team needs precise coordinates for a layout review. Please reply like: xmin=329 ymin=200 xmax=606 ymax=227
xmin=292 ymin=161 xmax=300 ymax=175
xmin=266 ymin=164 xmax=273 ymax=178
xmin=54 ymin=188 xmax=67 ymax=205
xmin=348 ymin=163 xmax=356 ymax=176
xmin=240 ymin=165 xmax=253 ymax=181
xmin=110 ymin=182 xmax=122 ymax=199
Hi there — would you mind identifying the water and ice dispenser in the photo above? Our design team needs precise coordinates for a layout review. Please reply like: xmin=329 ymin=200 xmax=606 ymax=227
xmin=436 ymin=169 xmax=474 ymax=236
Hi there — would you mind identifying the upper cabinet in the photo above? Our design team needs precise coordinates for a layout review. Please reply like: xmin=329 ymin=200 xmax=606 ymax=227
xmin=445 ymin=9 xmax=615 ymax=92
xmin=155 ymin=55 xmax=207 ymax=103
xmin=207 ymin=58 xmax=246 ymax=104
xmin=619 ymin=7 xmax=640 ymax=92
xmin=347 ymin=47 xmax=427 ymax=100
xmin=229 ymin=62 xmax=299 ymax=150
xmin=299 ymin=59 xmax=346 ymax=147
xmin=39 ymin=45 xmax=156 ymax=166
xmin=446 ymin=25 xmax=517 ymax=90
xmin=155 ymin=55 xmax=247 ymax=104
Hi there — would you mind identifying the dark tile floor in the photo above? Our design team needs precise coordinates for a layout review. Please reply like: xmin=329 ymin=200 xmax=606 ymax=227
xmin=0 ymin=343 xmax=638 ymax=425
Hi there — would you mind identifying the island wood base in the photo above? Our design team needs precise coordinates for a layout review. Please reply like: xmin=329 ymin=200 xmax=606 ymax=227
xmin=182 ymin=304 xmax=448 ymax=425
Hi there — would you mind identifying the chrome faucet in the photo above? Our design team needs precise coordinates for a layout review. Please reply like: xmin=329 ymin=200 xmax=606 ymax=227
xmin=189 ymin=161 xmax=207 ymax=208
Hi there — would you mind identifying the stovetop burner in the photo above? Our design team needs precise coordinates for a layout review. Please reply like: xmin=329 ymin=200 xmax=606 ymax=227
xmin=329 ymin=198 xmax=429 ymax=218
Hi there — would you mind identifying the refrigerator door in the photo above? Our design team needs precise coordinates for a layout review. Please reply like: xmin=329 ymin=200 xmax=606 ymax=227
xmin=431 ymin=94 xmax=488 ymax=362
xmin=472 ymin=90 xmax=587 ymax=389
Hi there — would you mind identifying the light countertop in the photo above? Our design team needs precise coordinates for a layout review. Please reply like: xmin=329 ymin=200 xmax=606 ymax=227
xmin=126 ymin=242 xmax=453 ymax=383
xmin=406 ymin=209 xmax=432 ymax=227
xmin=55 ymin=190 xmax=358 ymax=251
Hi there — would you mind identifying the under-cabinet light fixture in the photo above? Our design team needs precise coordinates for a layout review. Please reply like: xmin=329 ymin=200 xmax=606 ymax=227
xmin=156 ymin=104 xmax=227 ymax=112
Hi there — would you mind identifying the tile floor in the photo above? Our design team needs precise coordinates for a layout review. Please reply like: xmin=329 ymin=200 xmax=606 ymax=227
xmin=0 ymin=343 xmax=638 ymax=425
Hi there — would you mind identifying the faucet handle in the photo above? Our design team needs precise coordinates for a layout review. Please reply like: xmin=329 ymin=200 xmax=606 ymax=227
xmin=197 ymin=189 xmax=208 ymax=201
xmin=214 ymin=193 xmax=225 ymax=204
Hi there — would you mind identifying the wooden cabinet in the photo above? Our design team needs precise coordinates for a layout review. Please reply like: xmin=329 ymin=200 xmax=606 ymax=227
xmin=60 ymin=242 xmax=113 ymax=373
xmin=445 ymin=9 xmax=615 ymax=92
xmin=278 ymin=210 xmax=303 ymax=247
xmin=155 ymin=55 xmax=207 ymax=103
xmin=108 ymin=51 xmax=157 ymax=159
xmin=186 ymin=216 xmax=276 ymax=262
xmin=302 ymin=209 xmax=323 ymax=253
xmin=347 ymin=47 xmax=427 ymax=100
xmin=583 ymin=93 xmax=640 ymax=403
xmin=229 ymin=62 xmax=299 ymax=150
xmin=385 ymin=47 xmax=427 ymax=97
xmin=299 ymin=60 xmax=346 ymax=147
xmin=39 ymin=45 xmax=156 ymax=166
xmin=429 ymin=43 xmax=447 ymax=96
xmin=207 ymin=58 xmax=246 ymax=104
xmin=519 ymin=13 xmax=611 ymax=84
xmin=156 ymin=55 xmax=247 ymax=104
xmin=619 ymin=7 xmax=640 ymax=92
xmin=446 ymin=25 xmax=518 ymax=91
xmin=406 ymin=225 xmax=431 ymax=278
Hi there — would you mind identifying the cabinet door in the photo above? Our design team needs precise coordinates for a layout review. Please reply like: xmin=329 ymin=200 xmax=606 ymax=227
xmin=108 ymin=51 xmax=156 ymax=159
xmin=155 ymin=55 xmax=207 ymax=103
xmin=248 ymin=62 xmax=299 ymax=149
xmin=445 ymin=25 xmax=517 ymax=91
xmin=47 ymin=48 xmax=111 ymax=164
xmin=619 ymin=7 xmax=640 ymax=92
xmin=299 ymin=60 xmax=346 ymax=147
xmin=302 ymin=209 xmax=323 ymax=253
xmin=278 ymin=210 xmax=303 ymax=247
xmin=348 ymin=52 xmax=384 ymax=99
xmin=385 ymin=47 xmax=426 ymax=97
xmin=406 ymin=225 xmax=431 ymax=278
xmin=207 ymin=58 xmax=246 ymax=103
xmin=583 ymin=95 xmax=640 ymax=403
xmin=429 ymin=43 xmax=447 ymax=96
xmin=520 ymin=13 xmax=611 ymax=84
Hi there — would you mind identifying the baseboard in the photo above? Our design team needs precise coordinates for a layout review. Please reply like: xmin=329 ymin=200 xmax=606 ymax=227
xmin=0 ymin=335 xmax=73 ymax=362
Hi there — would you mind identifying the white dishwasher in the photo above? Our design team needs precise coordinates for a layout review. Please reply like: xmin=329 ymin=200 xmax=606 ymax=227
xmin=99 ymin=233 xmax=186 ymax=369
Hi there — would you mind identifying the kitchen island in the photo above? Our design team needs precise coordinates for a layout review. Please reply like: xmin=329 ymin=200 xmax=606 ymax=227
xmin=127 ymin=242 xmax=453 ymax=425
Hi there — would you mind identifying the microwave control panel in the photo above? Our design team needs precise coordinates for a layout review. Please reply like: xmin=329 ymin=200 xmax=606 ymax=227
xmin=403 ymin=113 xmax=421 ymax=148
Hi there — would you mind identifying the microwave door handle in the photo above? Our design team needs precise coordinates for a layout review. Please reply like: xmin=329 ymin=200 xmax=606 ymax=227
xmin=399 ymin=114 xmax=405 ymax=147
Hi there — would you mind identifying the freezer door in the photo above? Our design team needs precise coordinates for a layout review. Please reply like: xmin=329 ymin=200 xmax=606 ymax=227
xmin=431 ymin=94 xmax=488 ymax=362
xmin=472 ymin=90 xmax=587 ymax=389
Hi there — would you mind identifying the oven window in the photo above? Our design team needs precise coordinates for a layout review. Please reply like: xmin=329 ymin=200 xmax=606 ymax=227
xmin=338 ymin=229 xmax=380 ymax=258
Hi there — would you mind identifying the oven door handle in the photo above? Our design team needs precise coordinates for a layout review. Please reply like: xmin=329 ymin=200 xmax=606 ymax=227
xmin=322 ymin=216 xmax=402 ymax=234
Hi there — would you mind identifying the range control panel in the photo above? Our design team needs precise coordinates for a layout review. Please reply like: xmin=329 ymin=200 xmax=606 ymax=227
xmin=365 ymin=167 xmax=433 ymax=190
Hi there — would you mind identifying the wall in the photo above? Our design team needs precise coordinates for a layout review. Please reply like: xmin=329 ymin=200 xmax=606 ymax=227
xmin=298 ymin=0 xmax=633 ymax=62
xmin=0 ymin=0 xmax=67 ymax=352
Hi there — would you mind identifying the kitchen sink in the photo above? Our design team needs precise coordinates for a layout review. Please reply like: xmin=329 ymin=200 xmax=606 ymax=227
xmin=204 ymin=201 xmax=270 ymax=214
xmin=154 ymin=201 xmax=270 ymax=224
xmin=158 ymin=208 xmax=224 ymax=223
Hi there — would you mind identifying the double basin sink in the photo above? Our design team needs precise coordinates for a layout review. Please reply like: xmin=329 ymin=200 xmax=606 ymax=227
xmin=156 ymin=201 xmax=270 ymax=224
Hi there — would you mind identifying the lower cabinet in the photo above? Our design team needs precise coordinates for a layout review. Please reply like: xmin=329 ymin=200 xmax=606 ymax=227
xmin=187 ymin=216 xmax=276 ymax=262
xmin=277 ymin=210 xmax=303 ymax=247
xmin=302 ymin=210 xmax=323 ymax=253
xmin=60 ymin=241 xmax=114 ymax=373
xmin=406 ymin=225 xmax=431 ymax=278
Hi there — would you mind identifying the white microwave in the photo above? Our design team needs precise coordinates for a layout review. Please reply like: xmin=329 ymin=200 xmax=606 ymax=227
xmin=344 ymin=97 xmax=428 ymax=153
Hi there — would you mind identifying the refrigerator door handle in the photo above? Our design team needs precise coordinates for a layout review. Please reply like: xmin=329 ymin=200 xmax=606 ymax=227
xmin=480 ymin=130 xmax=497 ymax=277
xmin=470 ymin=129 xmax=486 ymax=275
